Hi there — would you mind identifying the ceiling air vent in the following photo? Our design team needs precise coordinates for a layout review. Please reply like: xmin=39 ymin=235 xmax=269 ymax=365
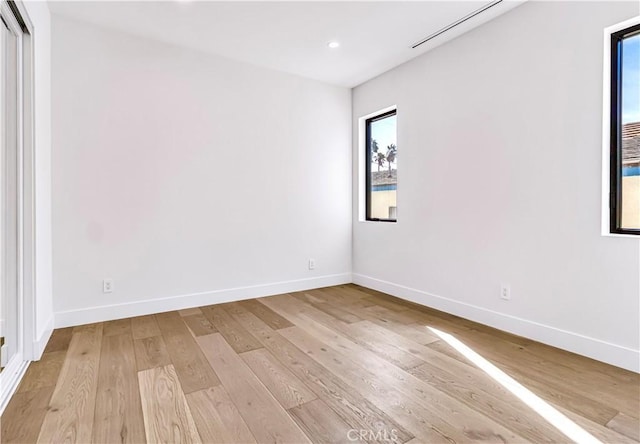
xmin=411 ymin=0 xmax=503 ymax=49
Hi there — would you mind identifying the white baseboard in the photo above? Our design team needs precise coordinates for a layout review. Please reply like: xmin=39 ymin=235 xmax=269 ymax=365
xmin=353 ymin=273 xmax=640 ymax=373
xmin=54 ymin=273 xmax=352 ymax=329
xmin=0 ymin=353 xmax=29 ymax=416
xmin=31 ymin=315 xmax=54 ymax=360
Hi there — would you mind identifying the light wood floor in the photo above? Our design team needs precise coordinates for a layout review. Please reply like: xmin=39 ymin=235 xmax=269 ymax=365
xmin=2 ymin=284 xmax=639 ymax=443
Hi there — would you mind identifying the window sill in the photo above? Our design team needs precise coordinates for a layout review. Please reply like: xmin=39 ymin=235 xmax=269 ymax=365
xmin=601 ymin=231 xmax=640 ymax=239
xmin=359 ymin=219 xmax=397 ymax=224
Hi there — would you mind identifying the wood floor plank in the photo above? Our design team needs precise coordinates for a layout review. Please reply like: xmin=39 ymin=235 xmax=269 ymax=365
xmin=340 ymin=284 xmax=387 ymax=299
xmin=179 ymin=307 xmax=203 ymax=317
xmin=102 ymin=318 xmax=132 ymax=337
xmin=362 ymin=294 xmax=410 ymax=312
xmin=241 ymin=347 xmax=317 ymax=409
xmin=134 ymin=335 xmax=171 ymax=371
xmin=291 ymin=291 xmax=362 ymax=323
xmin=407 ymin=361 xmax=572 ymax=442
xmin=606 ymin=412 xmax=640 ymax=441
xmin=239 ymin=298 xmax=294 ymax=330
xmin=229 ymin=309 xmax=413 ymax=444
xmin=182 ymin=313 xmax=218 ymax=337
xmin=526 ymin=341 xmax=639 ymax=386
xmin=265 ymin=293 xmax=426 ymax=370
xmin=427 ymin=339 xmax=621 ymax=425
xmin=463 ymin=337 xmax=640 ymax=417
xmin=288 ymin=399 xmax=354 ymax=444
xmin=314 ymin=287 xmax=367 ymax=306
xmin=185 ymin=386 xmax=257 ymax=444
xmin=93 ymin=333 xmax=145 ymax=444
xmin=72 ymin=322 xmax=103 ymax=335
xmin=420 ymin=318 xmax=640 ymax=416
xmin=355 ymin=286 xmax=447 ymax=310
xmin=36 ymin=323 xmax=103 ymax=444
xmin=217 ymin=301 xmax=248 ymax=316
xmin=267 ymin=295 xmax=576 ymax=443
xmin=279 ymin=324 xmax=524 ymax=443
xmin=288 ymin=290 xmax=327 ymax=305
xmin=370 ymin=319 xmax=440 ymax=345
xmin=343 ymin=297 xmax=378 ymax=309
xmin=317 ymin=292 xmax=417 ymax=327
xmin=200 ymin=305 xmax=262 ymax=353
xmin=43 ymin=327 xmax=73 ymax=353
xmin=264 ymin=293 xmax=354 ymax=330
xmin=352 ymin=320 xmax=445 ymax=361
xmin=17 ymin=351 xmax=66 ymax=393
xmin=196 ymin=333 xmax=311 ymax=444
xmin=138 ymin=364 xmax=202 ymax=443
xmin=260 ymin=291 xmax=640 ymax=438
xmin=398 ymin=301 xmax=528 ymax=345
xmin=345 ymin=321 xmax=426 ymax=369
xmin=283 ymin=312 xmax=483 ymax=443
xmin=312 ymin=301 xmax=363 ymax=323
xmin=554 ymin=404 xmax=639 ymax=444
xmin=332 ymin=285 xmax=378 ymax=302
xmin=1 ymin=386 xmax=54 ymax=444
xmin=131 ymin=315 xmax=161 ymax=340
xmin=363 ymin=304 xmax=425 ymax=324
xmin=398 ymin=299 xmax=534 ymax=347
xmin=156 ymin=311 xmax=221 ymax=393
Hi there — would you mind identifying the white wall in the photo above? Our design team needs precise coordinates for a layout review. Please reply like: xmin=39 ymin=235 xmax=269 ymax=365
xmin=23 ymin=0 xmax=53 ymax=358
xmin=352 ymin=1 xmax=640 ymax=371
xmin=51 ymin=16 xmax=352 ymax=325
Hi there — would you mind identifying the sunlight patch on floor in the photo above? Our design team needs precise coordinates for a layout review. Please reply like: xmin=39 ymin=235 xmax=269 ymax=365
xmin=427 ymin=327 xmax=601 ymax=444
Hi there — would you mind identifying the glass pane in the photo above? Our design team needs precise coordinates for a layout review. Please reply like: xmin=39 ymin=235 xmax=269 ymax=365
xmin=1 ymin=13 xmax=19 ymax=369
xmin=621 ymin=33 xmax=640 ymax=230
xmin=369 ymin=114 xmax=397 ymax=220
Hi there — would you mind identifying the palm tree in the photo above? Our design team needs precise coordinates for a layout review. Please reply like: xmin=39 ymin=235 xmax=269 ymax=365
xmin=375 ymin=152 xmax=386 ymax=171
xmin=371 ymin=139 xmax=386 ymax=171
xmin=385 ymin=144 xmax=397 ymax=176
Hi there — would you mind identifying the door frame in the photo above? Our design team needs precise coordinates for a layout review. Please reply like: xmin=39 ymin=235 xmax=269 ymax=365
xmin=0 ymin=0 xmax=36 ymax=415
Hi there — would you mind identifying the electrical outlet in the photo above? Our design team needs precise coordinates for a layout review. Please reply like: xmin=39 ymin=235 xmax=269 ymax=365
xmin=500 ymin=284 xmax=511 ymax=300
xmin=308 ymin=258 xmax=316 ymax=270
xmin=103 ymin=279 xmax=114 ymax=293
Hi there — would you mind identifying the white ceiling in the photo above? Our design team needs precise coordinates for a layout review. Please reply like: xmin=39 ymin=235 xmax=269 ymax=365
xmin=48 ymin=1 xmax=525 ymax=87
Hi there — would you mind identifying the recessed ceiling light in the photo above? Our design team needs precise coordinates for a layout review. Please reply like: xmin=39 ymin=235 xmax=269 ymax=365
xmin=327 ymin=41 xmax=340 ymax=49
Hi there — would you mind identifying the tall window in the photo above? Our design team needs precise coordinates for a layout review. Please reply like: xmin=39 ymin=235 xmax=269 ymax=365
xmin=365 ymin=110 xmax=397 ymax=222
xmin=610 ymin=23 xmax=640 ymax=234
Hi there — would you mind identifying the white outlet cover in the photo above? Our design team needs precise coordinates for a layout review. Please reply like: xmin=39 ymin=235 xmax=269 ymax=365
xmin=500 ymin=284 xmax=511 ymax=300
xmin=103 ymin=279 xmax=114 ymax=293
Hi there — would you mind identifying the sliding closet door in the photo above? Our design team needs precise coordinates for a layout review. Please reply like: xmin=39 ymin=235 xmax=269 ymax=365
xmin=0 ymin=5 xmax=21 ymax=371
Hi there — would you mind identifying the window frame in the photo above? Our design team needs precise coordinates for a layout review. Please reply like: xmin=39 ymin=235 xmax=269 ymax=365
xmin=365 ymin=109 xmax=397 ymax=222
xmin=608 ymin=22 xmax=640 ymax=236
